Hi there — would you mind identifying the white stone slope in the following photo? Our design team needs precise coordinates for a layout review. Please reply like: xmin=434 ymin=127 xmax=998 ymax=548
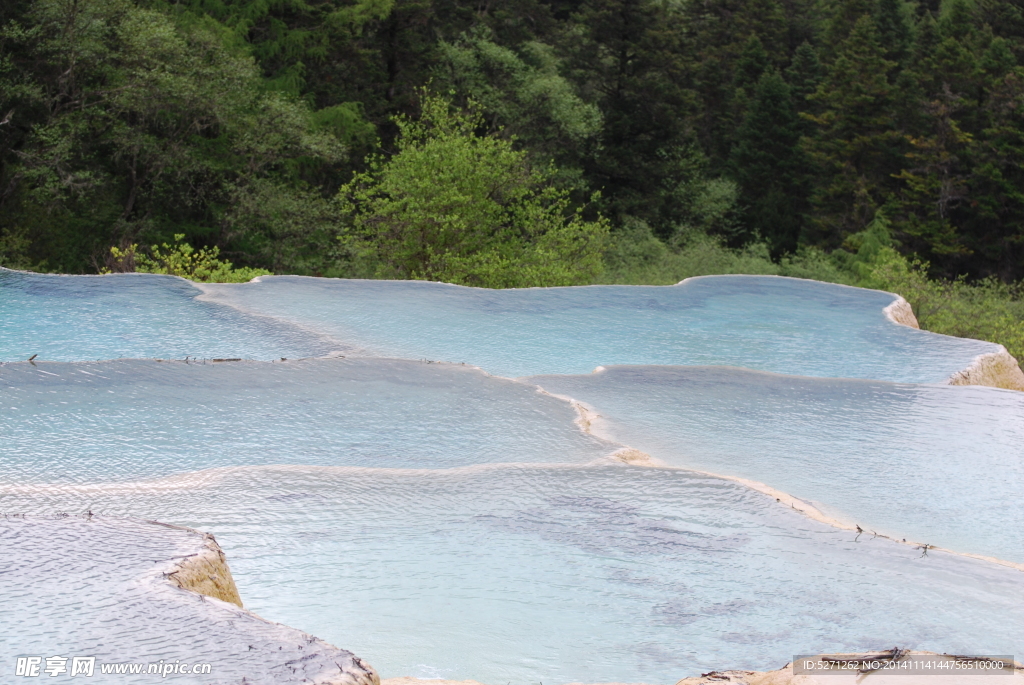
xmin=0 ymin=515 xmax=379 ymax=685
xmin=884 ymin=295 xmax=1024 ymax=391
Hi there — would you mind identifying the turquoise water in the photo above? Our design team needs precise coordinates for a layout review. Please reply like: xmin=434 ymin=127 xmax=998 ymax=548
xmin=6 ymin=465 xmax=1023 ymax=684
xmin=527 ymin=366 xmax=1024 ymax=564
xmin=199 ymin=274 xmax=999 ymax=382
xmin=1 ymin=270 xmax=1022 ymax=684
xmin=2 ymin=268 xmax=1000 ymax=383
xmin=1 ymin=516 xmax=370 ymax=684
xmin=0 ymin=269 xmax=335 ymax=362
xmin=0 ymin=358 xmax=611 ymax=484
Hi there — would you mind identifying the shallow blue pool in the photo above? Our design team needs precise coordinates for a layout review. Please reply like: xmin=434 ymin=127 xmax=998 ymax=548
xmin=0 ymin=269 xmax=335 ymax=362
xmin=199 ymin=274 xmax=1000 ymax=382
xmin=2 ymin=269 xmax=1001 ymax=383
xmin=1 ymin=270 xmax=1021 ymax=684
xmin=6 ymin=464 xmax=1022 ymax=683
xmin=527 ymin=366 xmax=1024 ymax=563
xmin=0 ymin=358 xmax=612 ymax=483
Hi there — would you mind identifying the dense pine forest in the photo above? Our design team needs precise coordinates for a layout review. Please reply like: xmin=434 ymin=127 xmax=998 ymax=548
xmin=2 ymin=0 xmax=1024 ymax=353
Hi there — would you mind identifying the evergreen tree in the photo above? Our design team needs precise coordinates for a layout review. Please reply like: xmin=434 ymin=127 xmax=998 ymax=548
xmin=892 ymin=96 xmax=974 ymax=262
xmin=785 ymin=40 xmax=824 ymax=135
xmin=821 ymin=0 xmax=876 ymax=60
xmin=725 ymin=34 xmax=772 ymax=153
xmin=786 ymin=41 xmax=824 ymax=105
xmin=804 ymin=15 xmax=903 ymax=245
xmin=735 ymin=34 xmax=772 ymax=88
xmin=729 ymin=70 xmax=808 ymax=254
xmin=893 ymin=12 xmax=940 ymax=129
xmin=966 ymin=69 xmax=1024 ymax=279
xmin=562 ymin=0 xmax=695 ymax=231
xmin=681 ymin=0 xmax=793 ymax=165
xmin=873 ymin=0 xmax=913 ymax=65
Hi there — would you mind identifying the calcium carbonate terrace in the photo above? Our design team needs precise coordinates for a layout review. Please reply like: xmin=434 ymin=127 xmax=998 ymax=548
xmin=1 ymin=267 xmax=1021 ymax=684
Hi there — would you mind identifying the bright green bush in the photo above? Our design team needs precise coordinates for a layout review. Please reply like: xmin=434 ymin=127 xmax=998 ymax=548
xmin=598 ymin=221 xmax=776 ymax=285
xmin=864 ymin=247 xmax=1024 ymax=360
xmin=598 ymin=220 xmax=852 ymax=286
xmin=104 ymin=235 xmax=271 ymax=283
xmin=339 ymin=91 xmax=609 ymax=288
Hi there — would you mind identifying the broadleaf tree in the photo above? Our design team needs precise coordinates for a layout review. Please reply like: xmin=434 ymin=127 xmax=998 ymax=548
xmin=339 ymin=91 xmax=608 ymax=288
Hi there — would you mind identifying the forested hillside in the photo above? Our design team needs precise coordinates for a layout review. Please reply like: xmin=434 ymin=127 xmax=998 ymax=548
xmin=2 ymin=0 xmax=1024 ymax=292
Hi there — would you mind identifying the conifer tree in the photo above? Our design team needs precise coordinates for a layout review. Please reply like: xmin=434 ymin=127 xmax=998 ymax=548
xmin=682 ymin=0 xmax=790 ymax=166
xmin=804 ymin=15 xmax=903 ymax=245
xmin=821 ymin=0 xmax=876 ymax=61
xmin=873 ymin=0 xmax=913 ymax=65
xmin=785 ymin=40 xmax=824 ymax=136
xmin=786 ymin=41 xmax=824 ymax=105
xmin=894 ymin=12 xmax=940 ymax=130
xmin=729 ymin=70 xmax=807 ymax=254
xmin=562 ymin=0 xmax=694 ymax=230
xmin=726 ymin=34 xmax=773 ymax=153
xmin=735 ymin=34 xmax=772 ymax=88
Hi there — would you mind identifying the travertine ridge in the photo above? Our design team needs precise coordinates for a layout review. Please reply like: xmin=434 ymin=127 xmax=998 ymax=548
xmin=947 ymin=348 xmax=1024 ymax=392
xmin=153 ymin=522 xmax=244 ymax=607
xmin=883 ymin=294 xmax=1024 ymax=391
xmin=882 ymin=296 xmax=920 ymax=328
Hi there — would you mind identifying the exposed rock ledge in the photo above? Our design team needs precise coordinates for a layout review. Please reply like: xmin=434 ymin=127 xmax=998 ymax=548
xmin=948 ymin=348 xmax=1024 ymax=391
xmin=153 ymin=521 xmax=382 ymax=685
xmin=884 ymin=295 xmax=1024 ymax=391
xmin=882 ymin=296 xmax=920 ymax=329
xmin=1 ymin=515 xmax=380 ymax=685
xmin=151 ymin=520 xmax=244 ymax=607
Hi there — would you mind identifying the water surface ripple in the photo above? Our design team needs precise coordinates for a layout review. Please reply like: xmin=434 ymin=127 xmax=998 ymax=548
xmin=0 ymin=269 xmax=337 ymax=362
xmin=0 ymin=358 xmax=611 ymax=483
xmin=4 ymin=465 xmax=1022 ymax=684
xmin=2 ymin=271 xmax=1021 ymax=684
xmin=199 ymin=274 xmax=999 ymax=382
xmin=1 ymin=268 xmax=1001 ymax=383
xmin=527 ymin=366 xmax=1024 ymax=564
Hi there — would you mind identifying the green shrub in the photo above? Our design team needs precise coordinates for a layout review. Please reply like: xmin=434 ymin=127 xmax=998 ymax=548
xmin=603 ymin=216 xmax=1024 ymax=362
xmin=339 ymin=91 xmax=609 ymax=288
xmin=865 ymin=247 xmax=1024 ymax=360
xmin=104 ymin=235 xmax=271 ymax=283
xmin=598 ymin=220 xmax=777 ymax=285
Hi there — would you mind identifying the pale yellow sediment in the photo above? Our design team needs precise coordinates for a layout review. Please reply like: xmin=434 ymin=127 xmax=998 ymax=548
xmin=535 ymin=390 xmax=857 ymax=532
xmin=948 ymin=348 xmax=1024 ymax=391
xmin=614 ymin=448 xmax=1024 ymax=572
xmin=148 ymin=520 xmax=380 ymax=685
xmin=535 ymin=387 xmax=603 ymax=435
xmin=882 ymin=293 xmax=1024 ymax=391
xmin=610 ymin=447 xmax=664 ymax=466
xmin=152 ymin=522 xmax=243 ymax=607
xmin=882 ymin=296 xmax=919 ymax=329
xmin=535 ymin=393 xmax=1024 ymax=572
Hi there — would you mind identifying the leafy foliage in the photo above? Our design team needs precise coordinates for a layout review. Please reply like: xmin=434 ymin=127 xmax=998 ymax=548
xmin=1 ymin=0 xmax=1023 ymax=359
xmin=339 ymin=92 xmax=608 ymax=287
xmin=0 ymin=0 xmax=344 ymax=273
xmin=103 ymin=234 xmax=271 ymax=282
